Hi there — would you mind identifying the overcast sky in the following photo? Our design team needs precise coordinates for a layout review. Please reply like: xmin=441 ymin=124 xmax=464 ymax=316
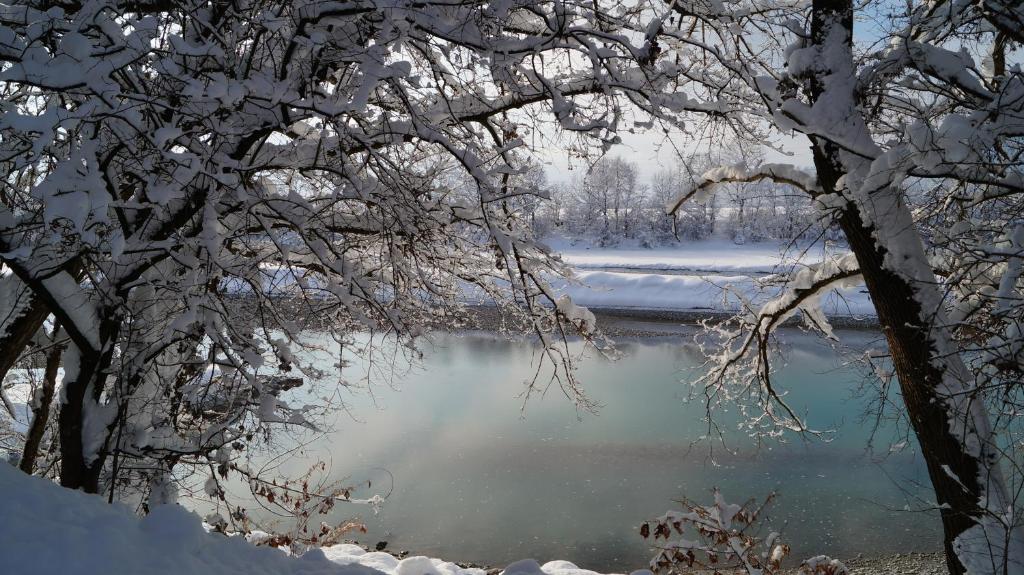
xmin=535 ymin=126 xmax=815 ymax=186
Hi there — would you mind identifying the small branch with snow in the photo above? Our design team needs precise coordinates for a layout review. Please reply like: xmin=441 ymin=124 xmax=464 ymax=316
xmin=665 ymin=164 xmax=822 ymax=216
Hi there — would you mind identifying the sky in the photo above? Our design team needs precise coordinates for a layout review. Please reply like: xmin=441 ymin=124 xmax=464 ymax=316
xmin=526 ymin=1 xmax=1022 ymax=189
xmin=535 ymin=126 xmax=815 ymax=187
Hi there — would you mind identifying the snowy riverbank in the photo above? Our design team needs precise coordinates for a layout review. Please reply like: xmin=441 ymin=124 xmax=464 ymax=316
xmin=547 ymin=237 xmax=836 ymax=275
xmin=219 ymin=238 xmax=875 ymax=321
xmin=547 ymin=238 xmax=874 ymax=318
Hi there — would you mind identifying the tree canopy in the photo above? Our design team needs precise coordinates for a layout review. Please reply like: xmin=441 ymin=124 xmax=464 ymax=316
xmin=1 ymin=0 xmax=1024 ymax=573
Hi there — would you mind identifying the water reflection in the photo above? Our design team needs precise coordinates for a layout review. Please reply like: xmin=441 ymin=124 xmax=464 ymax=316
xmin=240 ymin=329 xmax=941 ymax=570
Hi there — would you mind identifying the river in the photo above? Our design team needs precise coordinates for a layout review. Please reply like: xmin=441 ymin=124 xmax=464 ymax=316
xmin=228 ymin=325 xmax=940 ymax=571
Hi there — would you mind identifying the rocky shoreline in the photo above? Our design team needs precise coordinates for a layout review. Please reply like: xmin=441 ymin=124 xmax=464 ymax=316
xmin=837 ymin=552 xmax=945 ymax=574
xmin=668 ymin=551 xmax=945 ymax=574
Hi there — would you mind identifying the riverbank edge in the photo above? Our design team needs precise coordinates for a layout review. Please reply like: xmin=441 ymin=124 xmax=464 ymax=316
xmin=461 ymin=305 xmax=879 ymax=338
xmin=336 ymin=539 xmax=944 ymax=575
xmin=215 ymin=293 xmax=880 ymax=339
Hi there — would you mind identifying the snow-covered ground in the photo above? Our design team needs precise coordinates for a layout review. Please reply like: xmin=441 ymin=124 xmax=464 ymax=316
xmin=548 ymin=237 xmax=834 ymax=275
xmin=559 ymin=270 xmax=873 ymax=316
xmin=547 ymin=238 xmax=873 ymax=317
xmin=0 ymin=462 xmax=645 ymax=575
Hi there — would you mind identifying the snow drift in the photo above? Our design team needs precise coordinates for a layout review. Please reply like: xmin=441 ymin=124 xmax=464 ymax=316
xmin=0 ymin=463 xmax=649 ymax=575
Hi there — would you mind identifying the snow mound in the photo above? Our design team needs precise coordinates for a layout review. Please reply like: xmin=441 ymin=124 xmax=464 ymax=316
xmin=550 ymin=238 xmax=839 ymax=275
xmin=0 ymin=463 xmax=376 ymax=575
xmin=0 ymin=463 xmax=647 ymax=575
xmin=563 ymin=270 xmax=873 ymax=316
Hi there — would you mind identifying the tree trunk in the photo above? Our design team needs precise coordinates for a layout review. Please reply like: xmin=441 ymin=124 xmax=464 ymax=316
xmin=807 ymin=1 xmax=1009 ymax=570
xmin=19 ymin=332 xmax=63 ymax=475
xmin=58 ymin=323 xmax=118 ymax=493
xmin=836 ymin=197 xmax=992 ymax=575
xmin=58 ymin=347 xmax=101 ymax=492
xmin=0 ymin=285 xmax=49 ymax=386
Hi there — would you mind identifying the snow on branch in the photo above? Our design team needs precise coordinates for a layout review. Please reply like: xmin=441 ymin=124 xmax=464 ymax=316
xmin=754 ymin=254 xmax=862 ymax=341
xmin=979 ymin=0 xmax=1024 ymax=44
xmin=0 ymin=0 xmax=675 ymax=499
xmin=691 ymin=254 xmax=862 ymax=438
xmin=665 ymin=164 xmax=821 ymax=216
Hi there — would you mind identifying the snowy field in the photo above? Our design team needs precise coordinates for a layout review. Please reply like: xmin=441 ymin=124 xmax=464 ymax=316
xmin=0 ymin=462 xmax=641 ymax=575
xmin=559 ymin=270 xmax=872 ymax=316
xmin=546 ymin=238 xmax=873 ymax=317
xmin=548 ymin=237 xmax=836 ymax=275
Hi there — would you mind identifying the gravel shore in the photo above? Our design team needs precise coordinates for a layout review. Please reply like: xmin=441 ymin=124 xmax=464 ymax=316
xmin=838 ymin=552 xmax=945 ymax=574
xmin=632 ymin=552 xmax=947 ymax=574
xmin=218 ymin=295 xmax=880 ymax=339
xmin=631 ymin=552 xmax=947 ymax=575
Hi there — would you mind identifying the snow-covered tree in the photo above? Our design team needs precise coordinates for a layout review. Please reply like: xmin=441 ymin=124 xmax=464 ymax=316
xmin=650 ymin=165 xmax=713 ymax=241
xmin=565 ymin=158 xmax=630 ymax=241
xmin=556 ymin=156 xmax=651 ymax=244
xmin=0 ymin=0 xmax=672 ymax=508
xmin=654 ymin=1 xmax=1024 ymax=572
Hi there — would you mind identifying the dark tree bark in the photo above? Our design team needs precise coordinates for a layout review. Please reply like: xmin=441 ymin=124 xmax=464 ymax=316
xmin=0 ymin=290 xmax=49 ymax=385
xmin=19 ymin=329 xmax=64 ymax=475
xmin=829 ymin=168 xmax=989 ymax=575
xmin=57 ymin=312 xmax=121 ymax=493
xmin=809 ymin=1 xmax=996 ymax=572
xmin=58 ymin=351 xmax=116 ymax=493
xmin=57 ymin=348 xmax=100 ymax=492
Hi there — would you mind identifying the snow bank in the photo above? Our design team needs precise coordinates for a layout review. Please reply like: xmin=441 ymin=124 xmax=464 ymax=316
xmin=219 ymin=265 xmax=874 ymax=318
xmin=320 ymin=548 xmax=646 ymax=575
xmin=0 ymin=463 xmax=648 ymax=575
xmin=562 ymin=271 xmax=874 ymax=316
xmin=542 ymin=239 xmax=874 ymax=317
xmin=549 ymin=238 xmax=840 ymax=275
xmin=0 ymin=462 xmax=375 ymax=575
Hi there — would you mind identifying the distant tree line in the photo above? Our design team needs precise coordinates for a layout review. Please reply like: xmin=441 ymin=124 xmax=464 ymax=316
xmin=520 ymin=150 xmax=836 ymax=247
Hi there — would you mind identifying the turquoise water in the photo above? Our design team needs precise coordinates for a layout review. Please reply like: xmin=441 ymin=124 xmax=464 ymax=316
xmin=246 ymin=328 xmax=940 ymax=570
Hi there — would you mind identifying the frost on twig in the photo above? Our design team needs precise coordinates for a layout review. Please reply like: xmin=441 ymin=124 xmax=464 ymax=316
xmin=642 ymin=491 xmax=849 ymax=575
xmin=684 ymin=252 xmax=861 ymax=441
